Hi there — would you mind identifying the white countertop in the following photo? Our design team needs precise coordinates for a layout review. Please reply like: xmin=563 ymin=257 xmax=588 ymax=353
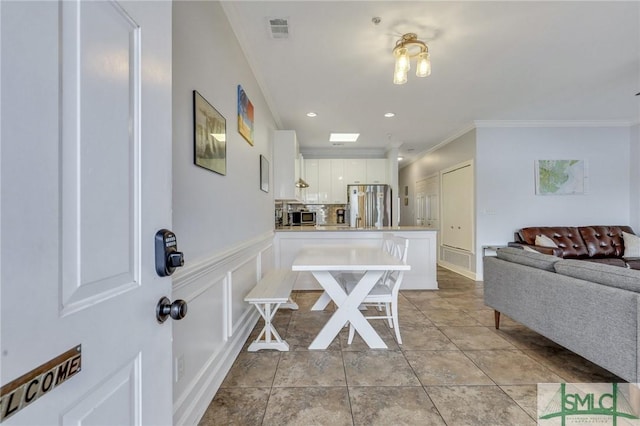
xmin=275 ymin=225 xmax=437 ymax=232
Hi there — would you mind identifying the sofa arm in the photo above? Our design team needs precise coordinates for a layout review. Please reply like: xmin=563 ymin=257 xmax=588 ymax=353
xmin=507 ymin=242 xmax=563 ymax=257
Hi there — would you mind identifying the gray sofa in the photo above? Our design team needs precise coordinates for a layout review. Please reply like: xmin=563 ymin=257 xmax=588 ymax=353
xmin=484 ymin=247 xmax=640 ymax=383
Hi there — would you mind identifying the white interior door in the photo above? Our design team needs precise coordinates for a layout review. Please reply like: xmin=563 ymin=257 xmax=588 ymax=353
xmin=441 ymin=164 xmax=473 ymax=251
xmin=1 ymin=1 xmax=174 ymax=424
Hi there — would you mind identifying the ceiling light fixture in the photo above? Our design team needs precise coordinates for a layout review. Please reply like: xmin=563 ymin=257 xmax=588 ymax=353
xmin=329 ymin=133 xmax=360 ymax=142
xmin=384 ymin=112 xmax=395 ymax=118
xmin=393 ymin=33 xmax=431 ymax=85
xmin=306 ymin=112 xmax=317 ymax=117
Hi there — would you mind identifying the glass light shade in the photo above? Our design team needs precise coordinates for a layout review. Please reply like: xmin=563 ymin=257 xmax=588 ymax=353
xmin=393 ymin=68 xmax=408 ymax=85
xmin=394 ymin=47 xmax=410 ymax=72
xmin=416 ymin=51 xmax=431 ymax=77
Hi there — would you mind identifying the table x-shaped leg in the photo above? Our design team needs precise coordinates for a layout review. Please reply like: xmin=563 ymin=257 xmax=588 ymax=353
xmin=308 ymin=270 xmax=387 ymax=350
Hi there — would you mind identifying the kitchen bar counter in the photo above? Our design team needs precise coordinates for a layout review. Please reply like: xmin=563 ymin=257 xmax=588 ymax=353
xmin=275 ymin=225 xmax=436 ymax=232
xmin=274 ymin=227 xmax=438 ymax=290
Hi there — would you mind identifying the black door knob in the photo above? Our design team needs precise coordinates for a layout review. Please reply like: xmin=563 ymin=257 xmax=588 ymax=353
xmin=156 ymin=297 xmax=188 ymax=323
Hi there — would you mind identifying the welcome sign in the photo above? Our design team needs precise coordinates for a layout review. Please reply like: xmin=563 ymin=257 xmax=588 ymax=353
xmin=0 ymin=345 xmax=82 ymax=421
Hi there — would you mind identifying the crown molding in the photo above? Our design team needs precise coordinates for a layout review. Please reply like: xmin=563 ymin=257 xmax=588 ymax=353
xmin=400 ymin=119 xmax=639 ymax=170
xmin=401 ymin=122 xmax=476 ymax=168
xmin=473 ymin=119 xmax=636 ymax=128
xmin=300 ymin=147 xmax=387 ymax=159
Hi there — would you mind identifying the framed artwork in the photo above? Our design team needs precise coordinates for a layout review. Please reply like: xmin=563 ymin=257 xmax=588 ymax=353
xmin=237 ymin=85 xmax=254 ymax=146
xmin=535 ymin=159 xmax=587 ymax=195
xmin=260 ymin=155 xmax=269 ymax=193
xmin=193 ymin=90 xmax=226 ymax=175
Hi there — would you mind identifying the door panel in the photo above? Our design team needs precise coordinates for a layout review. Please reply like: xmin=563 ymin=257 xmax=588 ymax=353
xmin=60 ymin=357 xmax=140 ymax=425
xmin=441 ymin=164 xmax=473 ymax=251
xmin=1 ymin=1 xmax=173 ymax=424
xmin=61 ymin=0 xmax=140 ymax=312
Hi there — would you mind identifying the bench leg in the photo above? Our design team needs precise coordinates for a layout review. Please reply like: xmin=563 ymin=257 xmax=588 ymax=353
xmin=247 ymin=302 xmax=289 ymax=352
xmin=280 ymin=297 xmax=299 ymax=310
xmin=494 ymin=310 xmax=501 ymax=329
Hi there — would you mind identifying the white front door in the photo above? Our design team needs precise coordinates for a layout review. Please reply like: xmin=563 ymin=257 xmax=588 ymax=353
xmin=1 ymin=1 xmax=174 ymax=424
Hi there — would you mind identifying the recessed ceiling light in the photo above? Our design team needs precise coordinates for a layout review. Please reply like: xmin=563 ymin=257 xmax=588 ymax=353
xmin=306 ymin=112 xmax=317 ymax=117
xmin=397 ymin=156 xmax=404 ymax=161
xmin=329 ymin=133 xmax=360 ymax=142
xmin=384 ymin=112 xmax=395 ymax=118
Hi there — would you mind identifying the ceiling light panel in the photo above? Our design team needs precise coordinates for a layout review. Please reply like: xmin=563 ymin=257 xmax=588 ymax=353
xmin=329 ymin=133 xmax=360 ymax=142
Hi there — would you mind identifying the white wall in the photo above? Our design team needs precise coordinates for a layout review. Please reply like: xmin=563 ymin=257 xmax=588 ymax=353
xmin=172 ymin=2 xmax=276 ymax=259
xmin=475 ymin=125 xmax=632 ymax=277
xmin=631 ymin=124 xmax=640 ymax=231
xmin=399 ymin=129 xmax=476 ymax=226
xmin=171 ymin=2 xmax=278 ymax=424
xmin=401 ymin=124 xmax=633 ymax=281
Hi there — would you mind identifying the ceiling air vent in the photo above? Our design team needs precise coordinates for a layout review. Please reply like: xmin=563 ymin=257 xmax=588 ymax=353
xmin=268 ymin=18 xmax=290 ymax=39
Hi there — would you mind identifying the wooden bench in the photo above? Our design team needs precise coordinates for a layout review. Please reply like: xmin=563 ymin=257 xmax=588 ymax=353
xmin=244 ymin=269 xmax=299 ymax=351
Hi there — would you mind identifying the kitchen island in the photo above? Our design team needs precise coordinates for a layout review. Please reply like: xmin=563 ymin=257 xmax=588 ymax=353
xmin=274 ymin=226 xmax=438 ymax=290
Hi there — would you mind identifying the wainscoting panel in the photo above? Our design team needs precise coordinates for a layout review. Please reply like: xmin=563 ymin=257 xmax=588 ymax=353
xmin=171 ymin=232 xmax=273 ymax=425
xmin=229 ymin=258 xmax=259 ymax=338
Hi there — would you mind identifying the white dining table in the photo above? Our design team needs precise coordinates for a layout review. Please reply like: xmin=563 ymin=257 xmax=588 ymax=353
xmin=291 ymin=245 xmax=410 ymax=350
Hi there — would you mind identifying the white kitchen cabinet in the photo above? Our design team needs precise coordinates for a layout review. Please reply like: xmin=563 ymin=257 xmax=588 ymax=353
xmin=366 ymin=159 xmax=387 ymax=184
xmin=330 ymin=159 xmax=346 ymax=203
xmin=273 ymin=130 xmax=301 ymax=200
xmin=304 ymin=159 xmax=319 ymax=203
xmin=303 ymin=157 xmax=388 ymax=204
xmin=316 ymin=159 xmax=331 ymax=203
xmin=344 ymin=159 xmax=366 ymax=184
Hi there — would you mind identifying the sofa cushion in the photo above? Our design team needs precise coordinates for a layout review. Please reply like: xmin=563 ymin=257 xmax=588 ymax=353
xmin=554 ymin=259 xmax=640 ymax=293
xmin=579 ymin=226 xmax=632 ymax=258
xmin=496 ymin=247 xmax=561 ymax=272
xmin=582 ymin=257 xmax=628 ymax=268
xmin=622 ymin=231 xmax=640 ymax=258
xmin=535 ymin=234 xmax=558 ymax=248
xmin=519 ymin=227 xmax=588 ymax=258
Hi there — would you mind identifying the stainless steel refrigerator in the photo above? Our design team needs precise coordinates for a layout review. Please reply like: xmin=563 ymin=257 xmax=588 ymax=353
xmin=347 ymin=184 xmax=392 ymax=228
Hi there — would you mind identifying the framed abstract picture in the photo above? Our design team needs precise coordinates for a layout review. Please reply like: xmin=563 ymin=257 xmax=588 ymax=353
xmin=193 ymin=90 xmax=226 ymax=175
xmin=237 ymin=85 xmax=254 ymax=146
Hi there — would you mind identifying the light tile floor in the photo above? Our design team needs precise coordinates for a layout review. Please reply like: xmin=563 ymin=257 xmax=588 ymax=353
xmin=199 ymin=268 xmax=624 ymax=426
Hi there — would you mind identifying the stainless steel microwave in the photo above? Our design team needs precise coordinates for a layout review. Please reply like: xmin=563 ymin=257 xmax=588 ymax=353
xmin=290 ymin=211 xmax=316 ymax=225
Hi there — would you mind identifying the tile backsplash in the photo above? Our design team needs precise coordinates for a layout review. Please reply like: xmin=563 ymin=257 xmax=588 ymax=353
xmin=275 ymin=202 xmax=347 ymax=226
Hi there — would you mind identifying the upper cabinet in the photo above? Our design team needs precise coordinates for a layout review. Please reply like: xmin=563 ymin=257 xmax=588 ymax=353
xmin=303 ymin=158 xmax=388 ymax=204
xmin=344 ymin=159 xmax=366 ymax=185
xmin=366 ymin=159 xmax=387 ymax=184
xmin=329 ymin=159 xmax=346 ymax=203
xmin=304 ymin=159 xmax=319 ymax=203
xmin=273 ymin=130 xmax=301 ymax=200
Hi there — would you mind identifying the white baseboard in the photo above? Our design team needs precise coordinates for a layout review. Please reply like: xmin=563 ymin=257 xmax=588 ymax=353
xmin=438 ymin=260 xmax=477 ymax=281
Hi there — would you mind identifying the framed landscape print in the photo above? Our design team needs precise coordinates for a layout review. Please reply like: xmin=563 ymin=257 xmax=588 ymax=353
xmin=237 ymin=85 xmax=254 ymax=145
xmin=193 ymin=90 xmax=226 ymax=175
xmin=535 ymin=159 xmax=587 ymax=195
